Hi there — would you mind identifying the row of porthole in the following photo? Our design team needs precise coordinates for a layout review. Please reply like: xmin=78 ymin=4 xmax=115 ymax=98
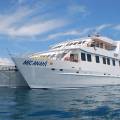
xmin=50 ymin=68 xmax=117 ymax=76
xmin=51 ymin=68 xmax=63 ymax=71
xmin=51 ymin=68 xmax=80 ymax=73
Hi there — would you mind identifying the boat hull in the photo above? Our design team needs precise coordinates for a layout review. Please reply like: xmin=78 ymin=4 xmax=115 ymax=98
xmin=0 ymin=70 xmax=28 ymax=88
xmin=13 ymin=57 xmax=120 ymax=89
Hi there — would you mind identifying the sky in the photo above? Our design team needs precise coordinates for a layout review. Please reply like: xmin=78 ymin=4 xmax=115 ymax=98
xmin=0 ymin=0 xmax=120 ymax=65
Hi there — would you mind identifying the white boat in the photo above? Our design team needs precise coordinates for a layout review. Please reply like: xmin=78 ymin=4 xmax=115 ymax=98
xmin=13 ymin=35 xmax=120 ymax=89
xmin=0 ymin=65 xmax=28 ymax=88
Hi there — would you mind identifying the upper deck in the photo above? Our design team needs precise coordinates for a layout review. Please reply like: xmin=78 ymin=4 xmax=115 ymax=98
xmin=29 ymin=35 xmax=120 ymax=62
xmin=50 ymin=35 xmax=117 ymax=51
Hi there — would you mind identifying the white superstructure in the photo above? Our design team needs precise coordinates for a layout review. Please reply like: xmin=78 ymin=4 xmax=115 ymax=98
xmin=13 ymin=35 xmax=120 ymax=88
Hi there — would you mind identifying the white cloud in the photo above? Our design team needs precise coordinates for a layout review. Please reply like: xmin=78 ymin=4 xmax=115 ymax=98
xmin=7 ymin=19 xmax=67 ymax=37
xmin=113 ymin=25 xmax=120 ymax=30
xmin=18 ymin=0 xmax=25 ymax=4
xmin=47 ymin=28 xmax=92 ymax=40
xmin=48 ymin=30 xmax=81 ymax=39
xmin=79 ymin=24 xmax=113 ymax=36
xmin=47 ymin=24 xmax=114 ymax=40
xmin=47 ymin=24 xmax=114 ymax=41
xmin=0 ymin=58 xmax=14 ymax=66
xmin=95 ymin=24 xmax=112 ymax=32
xmin=69 ymin=5 xmax=87 ymax=14
xmin=68 ymin=4 xmax=89 ymax=17
xmin=0 ymin=7 xmax=34 ymax=33
xmin=0 ymin=5 xmax=68 ymax=37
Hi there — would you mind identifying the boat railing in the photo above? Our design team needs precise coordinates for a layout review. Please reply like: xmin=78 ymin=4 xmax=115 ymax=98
xmin=0 ymin=65 xmax=18 ymax=71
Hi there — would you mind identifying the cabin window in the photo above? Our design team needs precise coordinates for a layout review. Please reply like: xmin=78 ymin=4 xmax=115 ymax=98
xmin=74 ymin=54 xmax=79 ymax=62
xmin=103 ymin=57 xmax=106 ymax=64
xmin=95 ymin=56 xmax=100 ymax=63
xmin=70 ymin=54 xmax=78 ymax=62
xmin=100 ymin=43 xmax=103 ymax=48
xmin=81 ymin=53 xmax=86 ymax=61
xmin=87 ymin=54 xmax=92 ymax=62
xmin=90 ymin=43 xmax=95 ymax=47
xmin=96 ymin=43 xmax=99 ymax=47
xmin=107 ymin=58 xmax=110 ymax=65
xmin=112 ymin=59 xmax=115 ymax=66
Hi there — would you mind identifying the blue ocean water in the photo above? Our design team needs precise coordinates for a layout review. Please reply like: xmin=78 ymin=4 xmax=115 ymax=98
xmin=0 ymin=86 xmax=120 ymax=120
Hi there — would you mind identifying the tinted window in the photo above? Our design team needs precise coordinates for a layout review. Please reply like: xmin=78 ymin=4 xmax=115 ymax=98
xmin=87 ymin=54 xmax=92 ymax=62
xmin=95 ymin=56 xmax=100 ymax=63
xmin=81 ymin=53 xmax=86 ymax=61
xmin=107 ymin=58 xmax=110 ymax=65
xmin=100 ymin=43 xmax=103 ymax=48
xmin=112 ymin=59 xmax=115 ymax=66
xmin=103 ymin=57 xmax=106 ymax=64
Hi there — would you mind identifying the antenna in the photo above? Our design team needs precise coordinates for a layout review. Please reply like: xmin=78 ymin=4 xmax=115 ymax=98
xmin=95 ymin=32 xmax=100 ymax=37
xmin=6 ymin=48 xmax=15 ymax=62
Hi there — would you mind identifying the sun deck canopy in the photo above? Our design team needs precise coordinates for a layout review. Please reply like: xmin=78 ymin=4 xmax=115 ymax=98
xmin=89 ymin=36 xmax=117 ymax=50
xmin=49 ymin=36 xmax=117 ymax=51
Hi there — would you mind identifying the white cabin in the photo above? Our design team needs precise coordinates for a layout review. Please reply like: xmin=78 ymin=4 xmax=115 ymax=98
xmin=29 ymin=35 xmax=120 ymax=76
